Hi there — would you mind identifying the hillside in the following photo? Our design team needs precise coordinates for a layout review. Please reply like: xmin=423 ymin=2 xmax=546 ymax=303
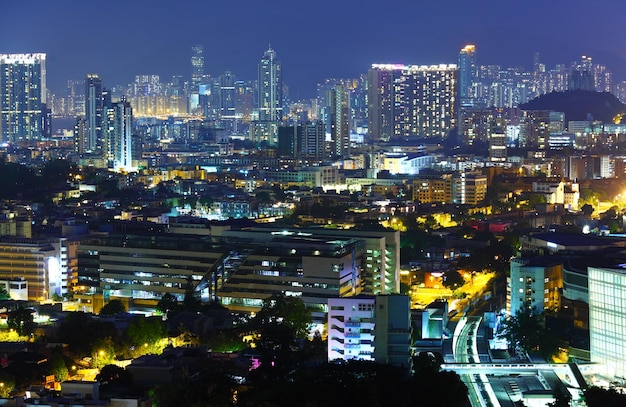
xmin=519 ymin=90 xmax=626 ymax=124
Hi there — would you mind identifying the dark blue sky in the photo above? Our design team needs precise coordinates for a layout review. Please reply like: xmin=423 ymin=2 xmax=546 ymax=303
xmin=2 ymin=0 xmax=626 ymax=99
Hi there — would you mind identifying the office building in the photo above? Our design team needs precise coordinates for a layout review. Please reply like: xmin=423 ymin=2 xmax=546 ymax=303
xmin=328 ymin=294 xmax=411 ymax=369
xmin=76 ymin=224 xmax=400 ymax=319
xmin=258 ymin=47 xmax=282 ymax=122
xmin=0 ymin=237 xmax=72 ymax=301
xmin=368 ymin=64 xmax=458 ymax=142
xmin=218 ymin=232 xmax=363 ymax=322
xmin=0 ymin=53 xmax=46 ymax=142
xmin=77 ymin=233 xmax=224 ymax=309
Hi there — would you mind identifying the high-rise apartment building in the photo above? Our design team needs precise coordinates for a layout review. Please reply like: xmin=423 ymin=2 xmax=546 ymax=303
xmin=368 ymin=64 xmax=458 ymax=142
xmin=277 ymin=121 xmax=325 ymax=161
xmin=104 ymin=98 xmax=134 ymax=171
xmin=459 ymin=44 xmax=477 ymax=104
xmin=85 ymin=74 xmax=104 ymax=154
xmin=258 ymin=47 xmax=282 ymax=122
xmin=0 ymin=53 xmax=47 ymax=142
xmin=489 ymin=118 xmax=507 ymax=161
xmin=329 ymin=84 xmax=350 ymax=158
xmin=191 ymin=45 xmax=204 ymax=89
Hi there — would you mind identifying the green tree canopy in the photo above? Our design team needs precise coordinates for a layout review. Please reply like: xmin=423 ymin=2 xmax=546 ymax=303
xmin=0 ymin=287 xmax=10 ymax=301
xmin=99 ymin=300 xmax=126 ymax=316
xmin=0 ymin=372 xmax=16 ymax=398
xmin=46 ymin=351 xmax=69 ymax=382
xmin=7 ymin=307 xmax=35 ymax=336
xmin=498 ymin=307 xmax=559 ymax=359
xmin=56 ymin=312 xmax=119 ymax=357
xmin=442 ymin=270 xmax=465 ymax=290
xmin=254 ymin=294 xmax=312 ymax=338
xmin=125 ymin=317 xmax=166 ymax=354
xmin=584 ymin=386 xmax=626 ymax=407
xmin=156 ymin=293 xmax=178 ymax=316
xmin=96 ymin=364 xmax=133 ymax=387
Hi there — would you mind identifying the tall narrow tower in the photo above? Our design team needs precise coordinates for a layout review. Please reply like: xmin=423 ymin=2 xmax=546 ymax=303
xmin=330 ymin=84 xmax=350 ymax=158
xmin=458 ymin=44 xmax=476 ymax=104
xmin=104 ymin=98 xmax=134 ymax=172
xmin=258 ymin=47 xmax=282 ymax=122
xmin=191 ymin=44 xmax=204 ymax=90
xmin=85 ymin=74 xmax=104 ymax=153
xmin=0 ymin=53 xmax=46 ymax=142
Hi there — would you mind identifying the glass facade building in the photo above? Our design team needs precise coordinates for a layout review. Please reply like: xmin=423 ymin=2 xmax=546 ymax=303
xmin=588 ymin=266 xmax=626 ymax=381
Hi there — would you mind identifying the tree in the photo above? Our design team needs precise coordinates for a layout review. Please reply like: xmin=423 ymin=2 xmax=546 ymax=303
xmin=548 ymin=385 xmax=571 ymax=407
xmin=584 ymin=386 xmax=626 ymax=407
xmin=7 ymin=307 xmax=34 ymax=336
xmin=56 ymin=312 xmax=119 ymax=357
xmin=0 ymin=372 xmax=15 ymax=398
xmin=156 ymin=293 xmax=178 ymax=317
xmin=46 ymin=351 xmax=69 ymax=382
xmin=255 ymin=294 xmax=312 ymax=338
xmin=497 ymin=307 xmax=558 ymax=359
xmin=96 ymin=364 xmax=133 ymax=387
xmin=91 ymin=337 xmax=115 ymax=369
xmin=0 ymin=287 xmax=10 ymax=301
xmin=99 ymin=299 xmax=126 ymax=316
xmin=442 ymin=270 xmax=465 ymax=290
xmin=125 ymin=317 xmax=166 ymax=355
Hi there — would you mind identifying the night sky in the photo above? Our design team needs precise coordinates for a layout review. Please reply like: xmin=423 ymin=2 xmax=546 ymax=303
xmin=2 ymin=0 xmax=626 ymax=99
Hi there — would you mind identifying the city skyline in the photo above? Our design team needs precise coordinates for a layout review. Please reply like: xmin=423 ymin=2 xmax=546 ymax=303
xmin=2 ymin=0 xmax=626 ymax=99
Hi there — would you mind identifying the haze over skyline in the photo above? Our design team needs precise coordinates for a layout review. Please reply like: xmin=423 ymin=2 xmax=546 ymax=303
xmin=2 ymin=0 xmax=626 ymax=99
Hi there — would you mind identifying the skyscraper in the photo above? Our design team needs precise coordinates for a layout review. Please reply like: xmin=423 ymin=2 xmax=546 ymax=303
xmin=368 ymin=64 xmax=458 ymax=142
xmin=329 ymin=84 xmax=350 ymax=158
xmin=458 ymin=44 xmax=476 ymax=104
xmin=191 ymin=45 xmax=204 ymax=90
xmin=85 ymin=74 xmax=104 ymax=153
xmin=0 ymin=53 xmax=47 ymax=142
xmin=258 ymin=47 xmax=282 ymax=122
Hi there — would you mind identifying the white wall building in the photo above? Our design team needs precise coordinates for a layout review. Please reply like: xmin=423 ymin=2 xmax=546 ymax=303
xmin=327 ymin=295 xmax=411 ymax=369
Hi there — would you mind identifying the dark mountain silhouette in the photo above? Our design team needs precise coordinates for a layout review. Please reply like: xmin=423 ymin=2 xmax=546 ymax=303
xmin=519 ymin=90 xmax=626 ymax=124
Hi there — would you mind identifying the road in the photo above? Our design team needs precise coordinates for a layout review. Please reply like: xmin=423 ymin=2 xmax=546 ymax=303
xmin=452 ymin=316 xmax=498 ymax=407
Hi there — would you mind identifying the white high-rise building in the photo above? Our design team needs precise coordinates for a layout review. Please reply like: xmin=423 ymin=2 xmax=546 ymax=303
xmin=104 ymin=99 xmax=135 ymax=172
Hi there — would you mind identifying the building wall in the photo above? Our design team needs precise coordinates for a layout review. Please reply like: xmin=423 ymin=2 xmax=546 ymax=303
xmin=374 ymin=295 xmax=412 ymax=369
xmin=77 ymin=235 xmax=224 ymax=301
xmin=588 ymin=267 xmax=626 ymax=381
xmin=327 ymin=294 xmax=411 ymax=370
xmin=508 ymin=258 xmax=562 ymax=315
